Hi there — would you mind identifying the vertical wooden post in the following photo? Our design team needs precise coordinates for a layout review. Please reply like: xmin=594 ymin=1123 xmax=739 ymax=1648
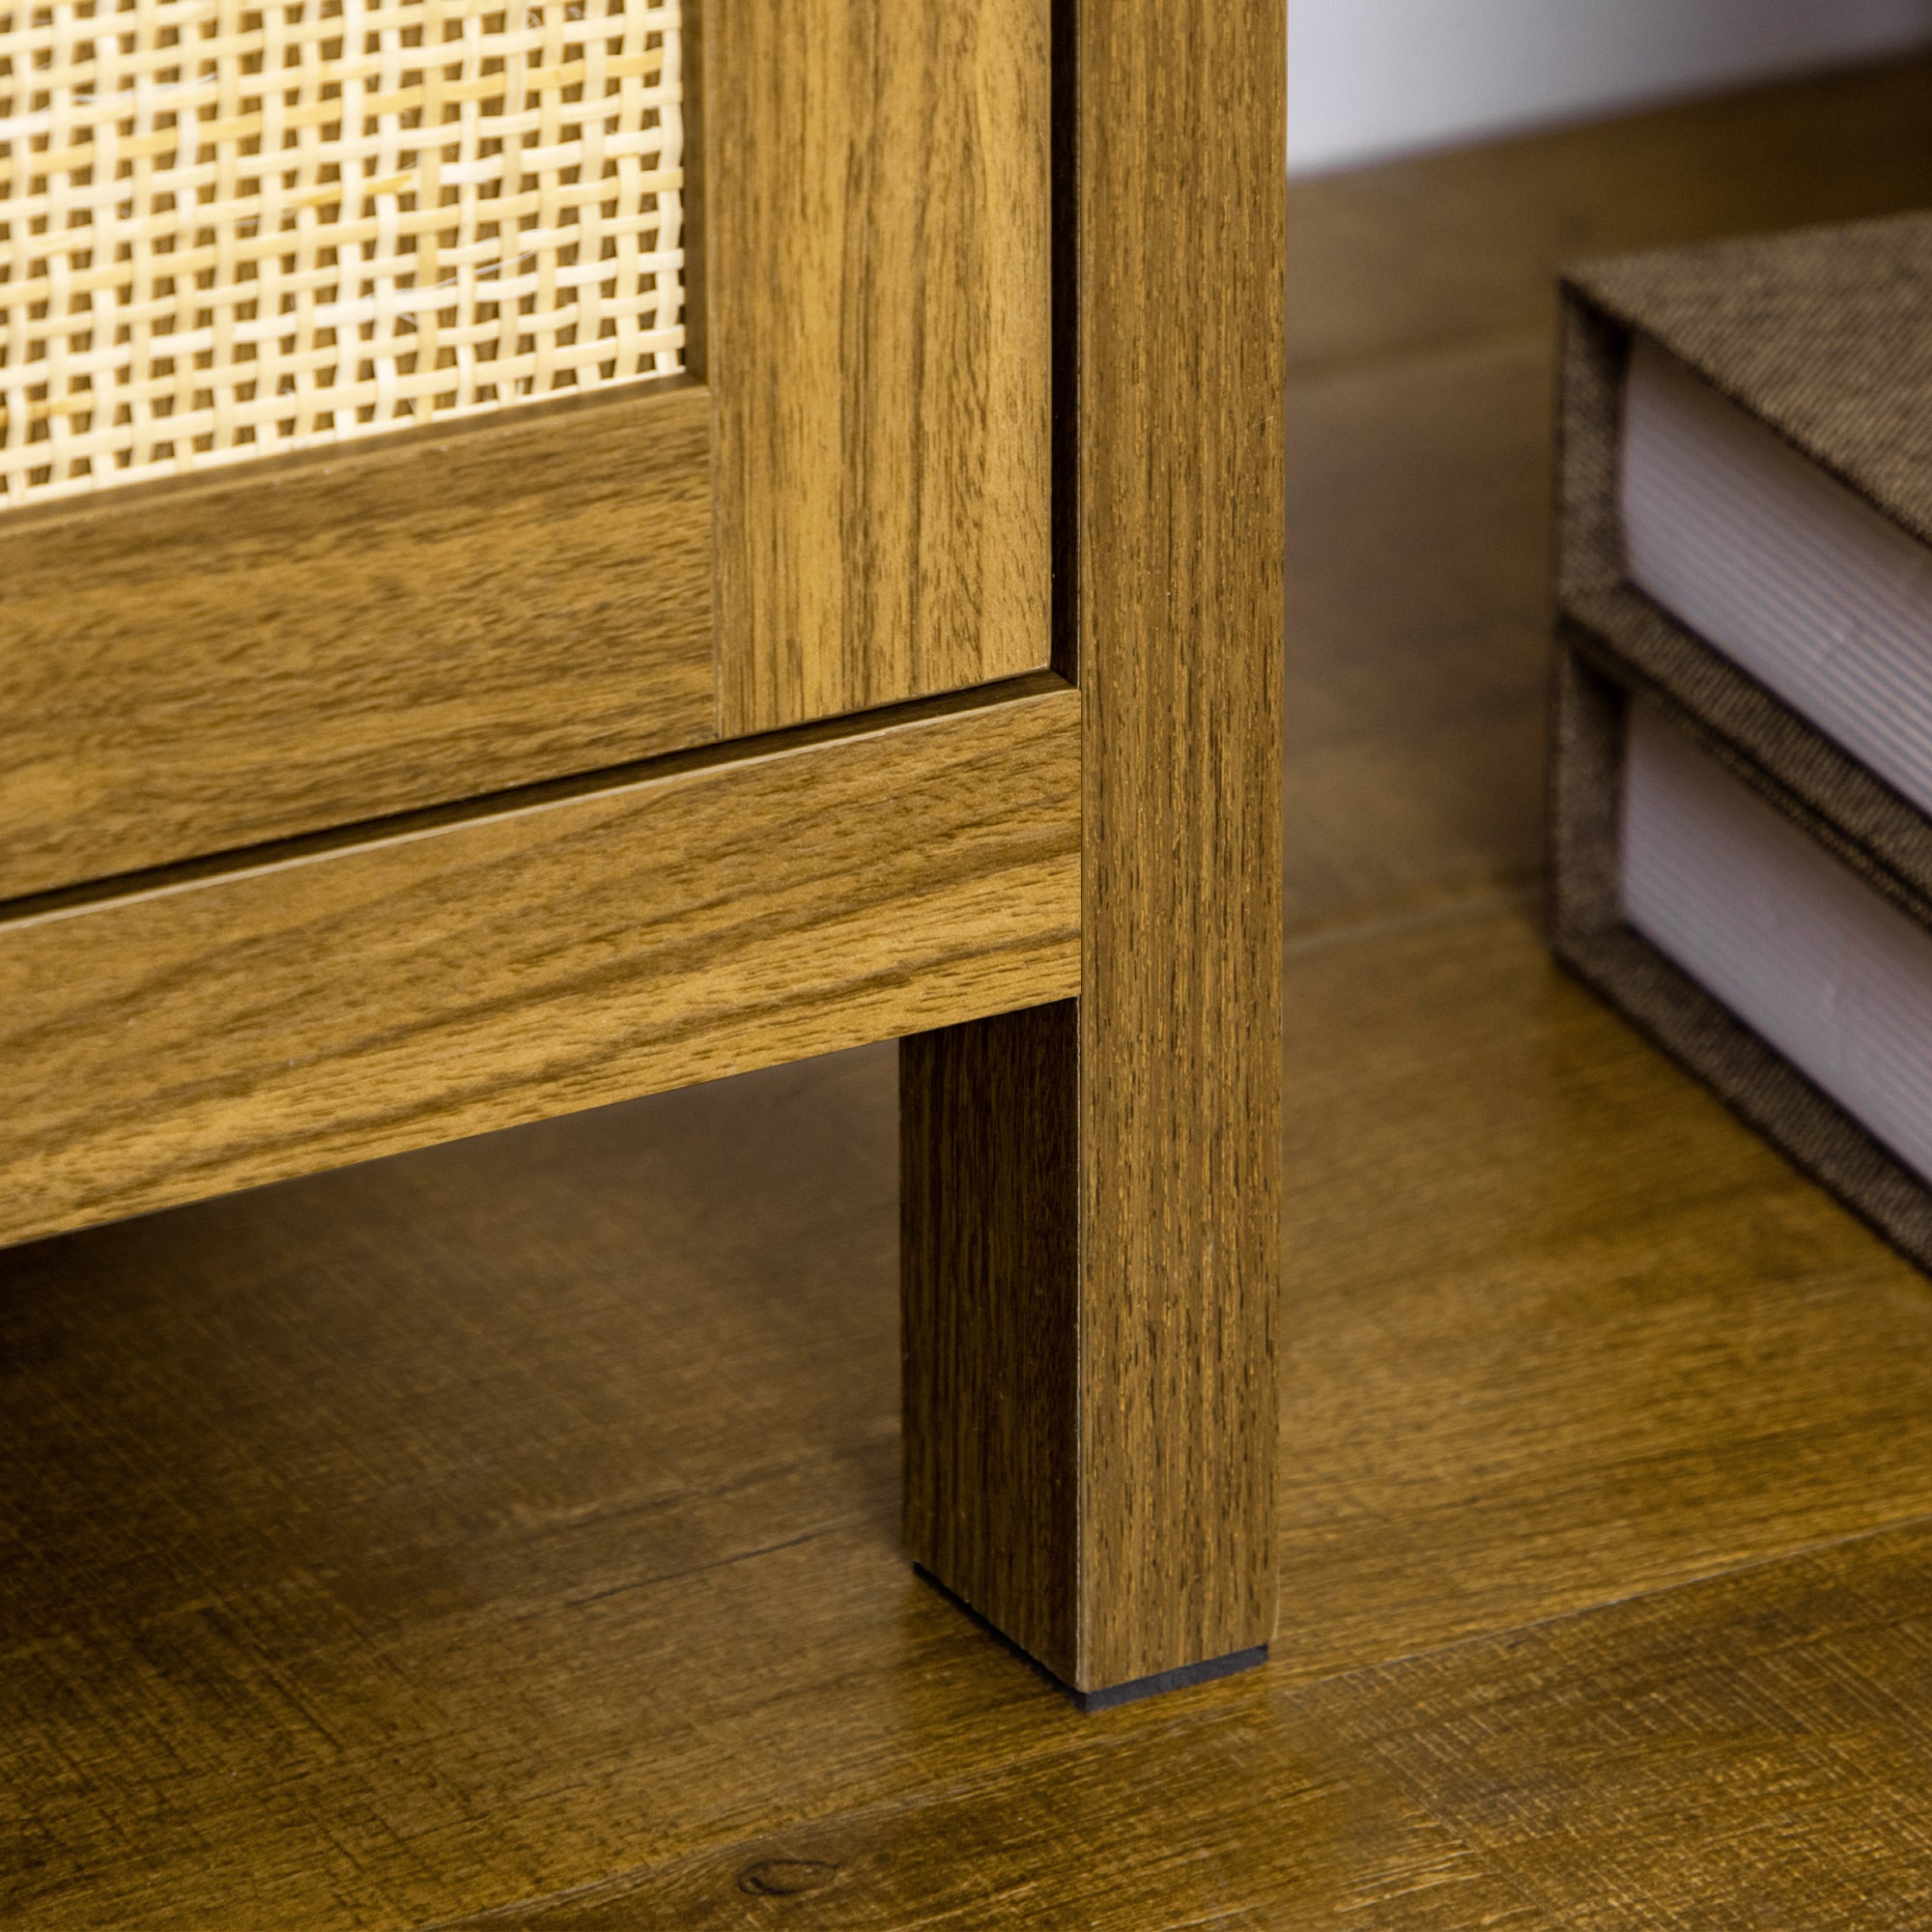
xmin=901 ymin=0 xmax=1284 ymax=1703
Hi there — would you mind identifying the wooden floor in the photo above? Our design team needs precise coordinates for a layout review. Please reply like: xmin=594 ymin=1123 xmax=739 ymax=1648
xmin=12 ymin=59 xmax=1932 ymax=1929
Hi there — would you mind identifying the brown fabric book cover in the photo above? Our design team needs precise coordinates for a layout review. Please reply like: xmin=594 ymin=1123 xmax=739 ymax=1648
xmin=1550 ymin=211 xmax=1932 ymax=1268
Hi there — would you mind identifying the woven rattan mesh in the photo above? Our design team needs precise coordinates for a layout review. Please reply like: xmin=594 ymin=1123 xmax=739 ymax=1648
xmin=1 ymin=0 xmax=684 ymax=508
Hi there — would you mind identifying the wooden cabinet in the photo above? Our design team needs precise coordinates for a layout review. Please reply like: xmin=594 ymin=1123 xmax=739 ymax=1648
xmin=0 ymin=0 xmax=1281 ymax=1705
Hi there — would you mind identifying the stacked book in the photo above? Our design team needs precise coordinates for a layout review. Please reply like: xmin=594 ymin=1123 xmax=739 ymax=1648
xmin=1550 ymin=213 xmax=1932 ymax=1264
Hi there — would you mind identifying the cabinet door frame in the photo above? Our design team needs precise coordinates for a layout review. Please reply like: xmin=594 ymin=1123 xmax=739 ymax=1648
xmin=0 ymin=0 xmax=1053 ymax=898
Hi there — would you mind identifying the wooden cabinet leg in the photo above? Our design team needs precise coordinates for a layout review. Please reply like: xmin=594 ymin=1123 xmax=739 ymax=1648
xmin=899 ymin=0 xmax=1282 ymax=1705
xmin=901 ymin=1003 xmax=1082 ymax=1684
xmin=902 ymin=976 xmax=1276 ymax=1705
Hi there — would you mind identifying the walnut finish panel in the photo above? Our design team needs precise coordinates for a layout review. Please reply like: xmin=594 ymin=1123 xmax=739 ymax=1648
xmin=1071 ymin=0 xmax=1286 ymax=1689
xmin=901 ymin=0 xmax=1285 ymax=1694
xmin=901 ymin=1004 xmax=1081 ymax=1672
xmin=0 ymin=679 xmax=1079 ymax=1252
xmin=0 ymin=385 xmax=717 ymax=901
xmin=709 ymin=0 xmax=1053 ymax=734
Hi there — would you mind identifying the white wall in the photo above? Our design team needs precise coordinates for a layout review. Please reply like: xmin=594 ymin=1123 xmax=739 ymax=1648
xmin=1288 ymin=0 xmax=1932 ymax=175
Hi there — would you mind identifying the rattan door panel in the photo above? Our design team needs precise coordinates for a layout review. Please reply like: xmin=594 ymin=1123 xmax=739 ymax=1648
xmin=2 ymin=0 xmax=690 ymax=509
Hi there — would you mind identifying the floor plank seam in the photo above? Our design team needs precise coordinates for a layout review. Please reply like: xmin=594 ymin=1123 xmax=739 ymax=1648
xmin=402 ymin=1715 xmax=1212 ymax=1932
xmin=1285 ymin=319 xmax=1558 ymax=391
xmin=1284 ymin=876 xmax=1541 ymax=959
xmin=1282 ymin=1506 xmax=1932 ymax=1702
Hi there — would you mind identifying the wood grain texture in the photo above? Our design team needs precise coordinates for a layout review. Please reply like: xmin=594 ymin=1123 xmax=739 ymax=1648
xmin=0 ymin=678 xmax=1078 ymax=1251
xmin=1311 ymin=1520 xmax=1932 ymax=1930
xmin=23 ymin=883 xmax=1932 ymax=1926
xmin=0 ymin=1049 xmax=1008 ymax=1932
xmin=19 ymin=64 xmax=1932 ymax=1930
xmin=708 ymin=0 xmax=1053 ymax=734
xmin=467 ymin=1700 xmax=1543 ymax=1930
xmin=679 ymin=4 xmax=708 ymax=382
xmin=1287 ymin=51 xmax=1932 ymax=377
xmin=0 ymin=384 xmax=717 ymax=900
xmin=1279 ymin=891 xmax=1932 ymax=1684
xmin=901 ymin=0 xmax=1285 ymax=1694
xmin=1072 ymin=0 xmax=1284 ymax=1687
xmin=901 ymin=1004 xmax=1080 ymax=1672
xmin=1286 ymin=333 xmax=1555 ymax=929
xmin=0 ymin=1053 xmax=1542 ymax=1932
